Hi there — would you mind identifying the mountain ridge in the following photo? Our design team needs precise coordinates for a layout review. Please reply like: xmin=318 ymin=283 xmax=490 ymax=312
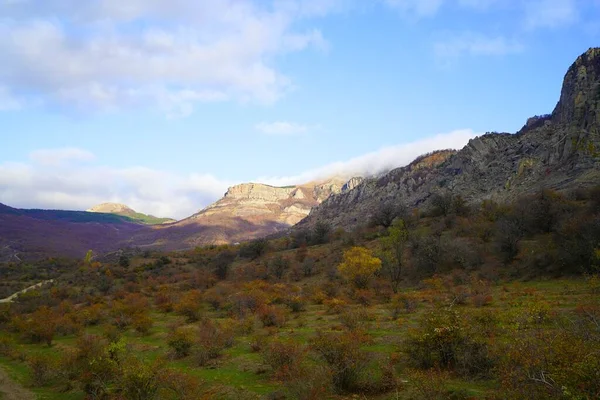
xmin=298 ymin=47 xmax=600 ymax=231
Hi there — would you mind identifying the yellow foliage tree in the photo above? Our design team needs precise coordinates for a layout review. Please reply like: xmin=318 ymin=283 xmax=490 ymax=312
xmin=337 ymin=247 xmax=382 ymax=288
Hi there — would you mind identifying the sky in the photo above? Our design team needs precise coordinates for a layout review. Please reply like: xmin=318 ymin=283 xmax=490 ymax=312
xmin=0 ymin=0 xmax=598 ymax=219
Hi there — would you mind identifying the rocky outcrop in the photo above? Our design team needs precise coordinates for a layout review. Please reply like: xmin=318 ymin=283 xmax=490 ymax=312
xmin=87 ymin=203 xmax=135 ymax=214
xmin=552 ymin=48 xmax=600 ymax=130
xmin=165 ymin=177 xmax=353 ymax=245
xmin=299 ymin=48 xmax=600 ymax=231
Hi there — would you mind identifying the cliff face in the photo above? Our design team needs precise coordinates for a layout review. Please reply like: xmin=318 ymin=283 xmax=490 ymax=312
xmin=189 ymin=178 xmax=349 ymax=226
xmin=148 ymin=177 xmax=354 ymax=247
xmin=299 ymin=48 xmax=600 ymax=231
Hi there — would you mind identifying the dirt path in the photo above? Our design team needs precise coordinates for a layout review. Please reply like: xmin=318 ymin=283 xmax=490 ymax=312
xmin=0 ymin=366 xmax=35 ymax=400
xmin=0 ymin=280 xmax=54 ymax=304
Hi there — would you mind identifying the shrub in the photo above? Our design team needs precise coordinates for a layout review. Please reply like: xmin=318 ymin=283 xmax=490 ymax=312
xmin=167 ymin=326 xmax=195 ymax=359
xmin=257 ymin=305 xmax=286 ymax=328
xmin=120 ymin=358 xmax=162 ymax=400
xmin=339 ymin=308 xmax=370 ymax=331
xmin=389 ymin=292 xmax=418 ymax=319
xmin=283 ymin=365 xmax=332 ymax=400
xmin=404 ymin=308 xmax=494 ymax=378
xmin=262 ymin=340 xmax=306 ymax=381
xmin=27 ymin=354 xmax=56 ymax=387
xmin=337 ymin=247 xmax=382 ymax=289
xmin=310 ymin=331 xmax=370 ymax=392
xmin=194 ymin=319 xmax=235 ymax=366
xmin=174 ymin=290 xmax=202 ymax=322
xmin=132 ymin=313 xmax=153 ymax=335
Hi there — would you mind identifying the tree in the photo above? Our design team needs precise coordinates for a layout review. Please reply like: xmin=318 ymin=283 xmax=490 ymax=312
xmin=239 ymin=238 xmax=268 ymax=260
xmin=381 ymin=219 xmax=409 ymax=293
xmin=212 ymin=250 xmax=236 ymax=280
xmin=119 ymin=255 xmax=130 ymax=268
xmin=269 ymin=255 xmax=290 ymax=280
xmin=337 ymin=247 xmax=382 ymax=289
xmin=371 ymin=201 xmax=407 ymax=228
xmin=311 ymin=221 xmax=332 ymax=245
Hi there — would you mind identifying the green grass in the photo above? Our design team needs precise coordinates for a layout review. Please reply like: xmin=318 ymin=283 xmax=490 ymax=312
xmin=1 ymin=277 xmax=596 ymax=399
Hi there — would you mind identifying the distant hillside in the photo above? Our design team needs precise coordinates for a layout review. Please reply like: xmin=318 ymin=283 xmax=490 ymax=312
xmin=87 ymin=202 xmax=176 ymax=225
xmin=0 ymin=203 xmax=147 ymax=261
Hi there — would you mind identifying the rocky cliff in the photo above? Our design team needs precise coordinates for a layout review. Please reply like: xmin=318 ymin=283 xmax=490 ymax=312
xmin=184 ymin=178 xmax=350 ymax=230
xmin=299 ymin=48 xmax=600 ymax=230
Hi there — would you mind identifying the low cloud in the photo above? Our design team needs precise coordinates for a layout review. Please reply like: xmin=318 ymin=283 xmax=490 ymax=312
xmin=259 ymin=129 xmax=479 ymax=185
xmin=0 ymin=130 xmax=479 ymax=219
xmin=0 ymin=154 xmax=232 ymax=220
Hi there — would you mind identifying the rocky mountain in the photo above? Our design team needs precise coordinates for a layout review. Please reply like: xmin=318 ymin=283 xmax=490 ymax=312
xmin=87 ymin=202 xmax=175 ymax=225
xmin=144 ymin=178 xmax=353 ymax=248
xmin=299 ymin=47 xmax=600 ymax=230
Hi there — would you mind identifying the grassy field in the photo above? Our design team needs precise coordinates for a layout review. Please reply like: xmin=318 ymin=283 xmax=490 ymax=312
xmin=0 ymin=275 xmax=597 ymax=399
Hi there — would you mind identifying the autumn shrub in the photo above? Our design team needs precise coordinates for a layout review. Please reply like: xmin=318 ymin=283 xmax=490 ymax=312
xmin=285 ymin=295 xmax=306 ymax=313
xmin=80 ymin=303 xmax=105 ymax=326
xmin=283 ymin=365 xmax=332 ymax=400
xmin=257 ymin=305 xmax=286 ymax=328
xmin=194 ymin=319 xmax=235 ymax=366
xmin=159 ymin=368 xmax=202 ymax=399
xmin=13 ymin=306 xmax=58 ymax=346
xmin=310 ymin=331 xmax=370 ymax=392
xmin=167 ymin=326 xmax=195 ymax=359
xmin=358 ymin=357 xmax=399 ymax=394
xmin=27 ymin=353 xmax=57 ymax=387
xmin=0 ymin=336 xmax=15 ymax=357
xmin=498 ymin=326 xmax=600 ymax=399
xmin=119 ymin=358 xmax=163 ymax=400
xmin=230 ymin=288 xmax=268 ymax=318
xmin=337 ymin=247 xmax=382 ymax=288
xmin=174 ymin=290 xmax=202 ymax=322
xmin=405 ymin=369 xmax=469 ymax=400
xmin=339 ymin=308 xmax=371 ymax=331
xmin=404 ymin=308 xmax=494 ymax=378
xmin=389 ymin=292 xmax=418 ymax=319
xmin=154 ymin=288 xmax=175 ymax=313
xmin=132 ymin=313 xmax=153 ymax=335
xmin=324 ymin=298 xmax=348 ymax=314
xmin=352 ymin=289 xmax=374 ymax=306
xmin=262 ymin=340 xmax=306 ymax=381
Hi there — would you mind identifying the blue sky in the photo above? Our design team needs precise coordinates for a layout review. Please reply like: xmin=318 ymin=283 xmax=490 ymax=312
xmin=0 ymin=0 xmax=598 ymax=218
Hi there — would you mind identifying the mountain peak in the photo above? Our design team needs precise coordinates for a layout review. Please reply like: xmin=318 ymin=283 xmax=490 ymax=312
xmin=87 ymin=202 xmax=135 ymax=214
xmin=552 ymin=47 xmax=600 ymax=129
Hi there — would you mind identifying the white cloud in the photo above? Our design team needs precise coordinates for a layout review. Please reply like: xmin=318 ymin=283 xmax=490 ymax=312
xmin=259 ymin=129 xmax=479 ymax=185
xmin=29 ymin=148 xmax=96 ymax=166
xmin=255 ymin=121 xmax=315 ymax=135
xmin=0 ymin=158 xmax=231 ymax=219
xmin=523 ymin=0 xmax=579 ymax=29
xmin=0 ymin=1 xmax=335 ymax=115
xmin=0 ymin=130 xmax=478 ymax=219
xmin=434 ymin=33 xmax=524 ymax=62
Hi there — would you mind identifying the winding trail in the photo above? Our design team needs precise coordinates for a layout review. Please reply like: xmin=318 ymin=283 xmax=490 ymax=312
xmin=0 ymin=280 xmax=54 ymax=304
xmin=0 ymin=365 xmax=35 ymax=400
